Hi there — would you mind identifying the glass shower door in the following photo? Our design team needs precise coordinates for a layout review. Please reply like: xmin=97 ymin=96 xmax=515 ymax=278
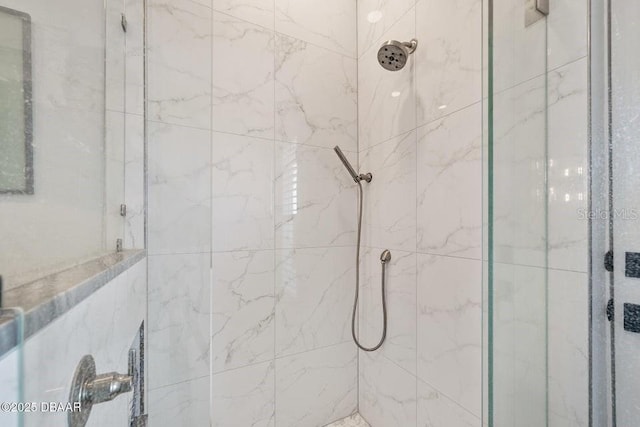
xmin=0 ymin=308 xmax=24 ymax=427
xmin=486 ymin=0 xmax=549 ymax=425
xmin=610 ymin=0 xmax=640 ymax=424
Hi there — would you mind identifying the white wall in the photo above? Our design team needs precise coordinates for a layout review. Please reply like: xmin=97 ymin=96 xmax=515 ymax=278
xmin=0 ymin=259 xmax=147 ymax=427
xmin=145 ymin=0 xmax=359 ymax=425
xmin=356 ymin=1 xmax=483 ymax=425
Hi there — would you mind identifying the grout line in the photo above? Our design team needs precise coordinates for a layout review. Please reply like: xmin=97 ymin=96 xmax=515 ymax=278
xmin=411 ymin=1 xmax=420 ymax=426
xmin=493 ymin=259 xmax=589 ymax=275
xmin=414 ymin=5 xmax=419 ymax=424
xmin=272 ymin=1 xmax=277 ymax=423
xmin=491 ymin=54 xmax=588 ymax=97
xmin=355 ymin=0 xmax=360 ymax=414
xmin=211 ymin=8 xmax=357 ymax=60
xmin=148 ymin=372 xmax=210 ymax=393
xmin=212 ymin=340 xmax=354 ymax=378
xmin=357 ymin=1 xmax=416 ymax=61
xmin=361 ymin=100 xmax=484 ymax=154
xmin=209 ymin=3 xmax=214 ymax=424
xmin=146 ymin=245 xmax=359 ymax=257
xmin=415 ymin=374 xmax=483 ymax=422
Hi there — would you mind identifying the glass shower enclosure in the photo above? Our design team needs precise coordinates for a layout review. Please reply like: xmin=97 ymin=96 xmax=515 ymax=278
xmin=485 ymin=0 xmax=640 ymax=425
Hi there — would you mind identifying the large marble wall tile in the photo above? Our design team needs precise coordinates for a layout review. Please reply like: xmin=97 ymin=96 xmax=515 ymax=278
xmin=212 ymin=251 xmax=274 ymax=373
xmin=547 ymin=270 xmax=588 ymax=427
xmin=275 ymin=142 xmax=356 ymax=248
xmin=511 ymin=265 xmax=547 ymax=427
xmin=275 ymin=247 xmax=354 ymax=356
xmin=212 ymin=132 xmax=274 ymax=252
xmin=547 ymin=59 xmax=589 ymax=273
xmin=417 ymin=379 xmax=481 ymax=427
xmin=275 ymin=0 xmax=357 ymax=57
xmin=124 ymin=113 xmax=145 ymax=248
xmin=212 ymin=361 xmax=275 ymax=427
xmin=359 ymin=352 xmax=417 ymax=427
xmin=212 ymin=12 xmax=275 ymax=139
xmin=359 ymin=247 xmax=416 ymax=374
xmin=492 ymin=264 xmax=547 ymax=426
xmin=547 ymin=0 xmax=588 ymax=71
xmin=213 ymin=0 xmax=274 ymax=29
xmin=148 ymin=376 xmax=210 ymax=427
xmin=276 ymin=343 xmax=357 ymax=427
xmin=417 ymin=103 xmax=482 ymax=259
xmin=417 ymin=254 xmax=481 ymax=417
xmin=492 ymin=75 xmax=546 ymax=268
xmin=275 ymin=34 xmax=357 ymax=151
xmin=358 ymin=9 xmax=416 ymax=150
xmin=491 ymin=262 xmax=517 ymax=427
xmin=147 ymin=122 xmax=211 ymax=255
xmin=492 ymin=0 xmax=546 ymax=92
xmin=148 ymin=254 xmax=210 ymax=389
xmin=360 ymin=131 xmax=417 ymax=252
xmin=415 ymin=0 xmax=481 ymax=126
xmin=357 ymin=0 xmax=416 ymax=58
xmin=147 ymin=0 xmax=212 ymax=129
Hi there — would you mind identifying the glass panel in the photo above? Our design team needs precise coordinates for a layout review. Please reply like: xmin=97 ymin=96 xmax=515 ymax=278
xmin=0 ymin=308 xmax=24 ymax=427
xmin=485 ymin=0 xmax=549 ymax=424
xmin=611 ymin=0 xmax=640 ymax=424
xmin=0 ymin=0 xmax=126 ymax=290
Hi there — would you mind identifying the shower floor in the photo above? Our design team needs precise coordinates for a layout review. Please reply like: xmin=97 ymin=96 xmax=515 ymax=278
xmin=325 ymin=413 xmax=370 ymax=427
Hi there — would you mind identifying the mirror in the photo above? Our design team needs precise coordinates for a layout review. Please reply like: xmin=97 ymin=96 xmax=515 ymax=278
xmin=0 ymin=5 xmax=33 ymax=194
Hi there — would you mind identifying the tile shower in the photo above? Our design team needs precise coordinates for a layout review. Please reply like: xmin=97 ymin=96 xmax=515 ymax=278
xmin=145 ymin=0 xmax=486 ymax=425
xmin=0 ymin=0 xmax=595 ymax=425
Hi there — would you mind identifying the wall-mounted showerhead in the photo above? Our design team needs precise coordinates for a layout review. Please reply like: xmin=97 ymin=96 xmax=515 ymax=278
xmin=377 ymin=39 xmax=418 ymax=71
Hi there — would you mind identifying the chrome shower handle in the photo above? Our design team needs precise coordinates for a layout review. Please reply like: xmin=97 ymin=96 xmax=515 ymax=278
xmin=69 ymin=355 xmax=135 ymax=427
xmin=83 ymin=372 xmax=133 ymax=404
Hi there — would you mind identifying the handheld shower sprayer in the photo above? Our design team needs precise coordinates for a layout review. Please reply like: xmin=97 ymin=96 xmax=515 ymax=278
xmin=333 ymin=145 xmax=390 ymax=353
xmin=333 ymin=146 xmax=372 ymax=183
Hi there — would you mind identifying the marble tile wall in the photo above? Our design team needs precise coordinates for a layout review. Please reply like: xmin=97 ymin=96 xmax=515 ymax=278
xmin=144 ymin=0 xmax=590 ymax=426
xmin=353 ymin=0 xmax=588 ymax=425
xmin=356 ymin=0 xmax=483 ymax=426
xmin=146 ymin=0 xmax=214 ymax=420
xmin=146 ymin=0 xmax=358 ymax=425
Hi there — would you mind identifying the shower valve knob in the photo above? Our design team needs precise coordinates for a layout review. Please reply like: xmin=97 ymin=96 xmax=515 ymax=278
xmin=69 ymin=355 xmax=134 ymax=427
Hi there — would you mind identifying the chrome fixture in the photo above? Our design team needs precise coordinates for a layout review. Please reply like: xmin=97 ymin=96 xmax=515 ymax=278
xmin=525 ymin=0 xmax=549 ymax=26
xmin=333 ymin=146 xmax=372 ymax=183
xmin=377 ymin=39 xmax=418 ymax=71
xmin=334 ymin=146 xmax=389 ymax=352
xmin=69 ymin=355 xmax=134 ymax=427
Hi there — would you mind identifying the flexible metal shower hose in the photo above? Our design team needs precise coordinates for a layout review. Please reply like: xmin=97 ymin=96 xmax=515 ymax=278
xmin=352 ymin=180 xmax=387 ymax=352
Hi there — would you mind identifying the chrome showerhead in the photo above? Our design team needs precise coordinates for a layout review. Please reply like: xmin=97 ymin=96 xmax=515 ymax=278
xmin=377 ymin=39 xmax=418 ymax=71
